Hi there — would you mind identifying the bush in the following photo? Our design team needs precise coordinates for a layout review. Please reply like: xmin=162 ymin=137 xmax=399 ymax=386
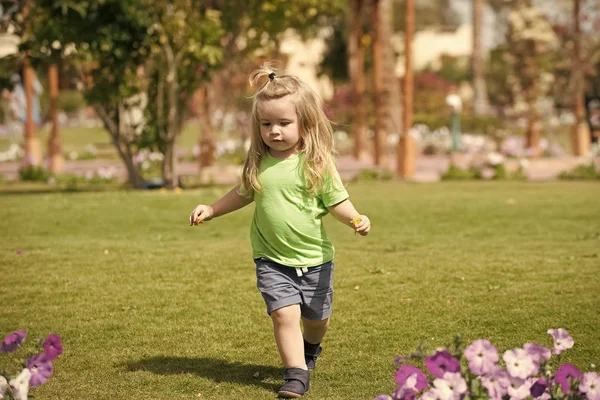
xmin=441 ymin=164 xmax=481 ymax=181
xmin=354 ymin=169 xmax=395 ymax=182
xmin=414 ymin=114 xmax=505 ymax=136
xmin=19 ymin=165 xmax=51 ymax=182
xmin=58 ymin=90 xmax=86 ymax=114
xmin=558 ymin=164 xmax=600 ymax=180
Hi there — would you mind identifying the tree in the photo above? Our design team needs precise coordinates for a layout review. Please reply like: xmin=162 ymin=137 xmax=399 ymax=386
xmin=472 ymin=0 xmax=490 ymax=115
xmin=348 ymin=0 xmax=368 ymax=161
xmin=504 ymin=0 xmax=557 ymax=157
xmin=397 ymin=0 xmax=414 ymax=178
xmin=28 ymin=0 xmax=223 ymax=188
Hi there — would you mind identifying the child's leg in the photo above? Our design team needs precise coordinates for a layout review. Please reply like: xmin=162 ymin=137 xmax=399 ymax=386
xmin=301 ymin=316 xmax=329 ymax=344
xmin=271 ymin=304 xmax=307 ymax=370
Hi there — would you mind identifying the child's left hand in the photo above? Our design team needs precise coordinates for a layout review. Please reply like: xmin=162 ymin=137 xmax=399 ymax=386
xmin=351 ymin=215 xmax=371 ymax=236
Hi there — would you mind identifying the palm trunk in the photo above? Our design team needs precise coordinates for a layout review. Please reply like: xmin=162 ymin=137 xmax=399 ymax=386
xmin=47 ymin=63 xmax=63 ymax=173
xmin=397 ymin=0 xmax=415 ymax=178
xmin=349 ymin=0 xmax=368 ymax=161
xmin=570 ymin=0 xmax=591 ymax=155
xmin=372 ymin=0 xmax=392 ymax=168
xmin=472 ymin=0 xmax=490 ymax=115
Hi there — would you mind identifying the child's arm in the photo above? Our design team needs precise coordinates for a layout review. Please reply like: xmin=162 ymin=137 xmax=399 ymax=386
xmin=189 ymin=185 xmax=253 ymax=226
xmin=327 ymin=199 xmax=371 ymax=236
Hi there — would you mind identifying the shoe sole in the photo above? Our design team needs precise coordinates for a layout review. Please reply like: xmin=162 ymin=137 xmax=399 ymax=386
xmin=278 ymin=390 xmax=304 ymax=398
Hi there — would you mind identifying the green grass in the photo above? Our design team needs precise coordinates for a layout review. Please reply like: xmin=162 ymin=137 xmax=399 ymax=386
xmin=1 ymin=182 xmax=599 ymax=399
xmin=0 ymin=122 xmax=204 ymax=155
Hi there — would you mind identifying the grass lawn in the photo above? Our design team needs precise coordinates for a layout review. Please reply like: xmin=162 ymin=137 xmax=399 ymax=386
xmin=1 ymin=182 xmax=599 ymax=399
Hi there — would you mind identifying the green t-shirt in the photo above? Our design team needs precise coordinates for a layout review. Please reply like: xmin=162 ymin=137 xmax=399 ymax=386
xmin=250 ymin=152 xmax=349 ymax=267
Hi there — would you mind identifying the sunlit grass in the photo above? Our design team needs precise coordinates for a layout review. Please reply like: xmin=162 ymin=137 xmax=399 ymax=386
xmin=1 ymin=182 xmax=599 ymax=399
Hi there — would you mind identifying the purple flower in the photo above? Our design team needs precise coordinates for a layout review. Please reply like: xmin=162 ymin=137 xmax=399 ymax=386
xmin=374 ymin=396 xmax=393 ymax=400
xmin=523 ymin=343 xmax=551 ymax=365
xmin=1 ymin=329 xmax=27 ymax=352
xmin=579 ymin=372 xmax=600 ymax=400
xmin=503 ymin=348 xmax=537 ymax=379
xmin=555 ymin=363 xmax=581 ymax=394
xmin=530 ymin=378 xmax=549 ymax=398
xmin=394 ymin=365 xmax=428 ymax=392
xmin=425 ymin=351 xmax=461 ymax=378
xmin=392 ymin=386 xmax=418 ymax=400
xmin=25 ymin=353 xmax=53 ymax=387
xmin=43 ymin=333 xmax=63 ymax=360
xmin=16 ymin=249 xmax=23 ymax=255
xmin=481 ymin=366 xmax=510 ymax=400
xmin=547 ymin=328 xmax=574 ymax=355
xmin=464 ymin=339 xmax=499 ymax=375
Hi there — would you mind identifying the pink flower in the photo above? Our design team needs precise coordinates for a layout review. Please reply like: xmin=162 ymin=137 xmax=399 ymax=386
xmin=425 ymin=351 xmax=460 ymax=378
xmin=1 ymin=330 xmax=27 ymax=352
xmin=523 ymin=343 xmax=551 ymax=364
xmin=394 ymin=365 xmax=428 ymax=392
xmin=503 ymin=348 xmax=537 ymax=379
xmin=464 ymin=339 xmax=499 ymax=375
xmin=555 ymin=363 xmax=581 ymax=394
xmin=42 ymin=334 xmax=63 ymax=360
xmin=579 ymin=372 xmax=600 ymax=400
xmin=547 ymin=328 xmax=574 ymax=355
xmin=481 ymin=366 xmax=510 ymax=400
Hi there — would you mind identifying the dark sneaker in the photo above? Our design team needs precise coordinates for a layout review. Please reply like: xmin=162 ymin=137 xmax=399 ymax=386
xmin=277 ymin=368 xmax=310 ymax=398
xmin=305 ymin=345 xmax=322 ymax=371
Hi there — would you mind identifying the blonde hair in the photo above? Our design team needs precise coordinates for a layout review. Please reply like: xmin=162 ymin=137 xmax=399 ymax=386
xmin=241 ymin=63 xmax=336 ymax=196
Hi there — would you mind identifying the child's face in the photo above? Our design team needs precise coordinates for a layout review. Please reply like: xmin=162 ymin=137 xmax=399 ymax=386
xmin=258 ymin=95 xmax=301 ymax=159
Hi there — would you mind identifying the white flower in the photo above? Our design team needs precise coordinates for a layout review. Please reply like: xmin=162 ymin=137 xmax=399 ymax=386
xmin=579 ymin=372 xmax=600 ymax=400
xmin=503 ymin=348 xmax=537 ymax=379
xmin=0 ymin=375 xmax=8 ymax=398
xmin=507 ymin=377 xmax=533 ymax=400
xmin=432 ymin=372 xmax=467 ymax=400
xmin=9 ymin=368 xmax=30 ymax=400
xmin=488 ymin=152 xmax=504 ymax=166
xmin=547 ymin=328 xmax=574 ymax=355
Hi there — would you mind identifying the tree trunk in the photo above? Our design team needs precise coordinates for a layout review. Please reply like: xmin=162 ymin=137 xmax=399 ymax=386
xmin=349 ymin=0 xmax=368 ymax=161
xmin=197 ymin=84 xmax=216 ymax=168
xmin=372 ymin=0 xmax=391 ymax=168
xmin=397 ymin=0 xmax=415 ymax=178
xmin=93 ymin=104 xmax=146 ymax=188
xmin=525 ymin=113 xmax=541 ymax=157
xmin=472 ymin=0 xmax=490 ymax=115
xmin=570 ymin=0 xmax=591 ymax=155
xmin=162 ymin=44 xmax=180 ymax=190
xmin=47 ymin=63 xmax=64 ymax=174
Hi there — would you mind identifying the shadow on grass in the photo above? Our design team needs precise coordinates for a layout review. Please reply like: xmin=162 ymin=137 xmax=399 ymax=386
xmin=121 ymin=356 xmax=282 ymax=391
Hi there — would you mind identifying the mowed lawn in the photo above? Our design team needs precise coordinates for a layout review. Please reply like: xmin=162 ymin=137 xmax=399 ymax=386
xmin=1 ymin=182 xmax=599 ymax=399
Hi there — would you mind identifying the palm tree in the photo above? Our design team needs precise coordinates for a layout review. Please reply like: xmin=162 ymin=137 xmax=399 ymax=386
xmin=348 ymin=0 xmax=368 ymax=161
xmin=397 ymin=0 xmax=415 ymax=178
xmin=472 ymin=0 xmax=490 ymax=115
xmin=372 ymin=0 xmax=402 ymax=168
xmin=570 ymin=0 xmax=590 ymax=155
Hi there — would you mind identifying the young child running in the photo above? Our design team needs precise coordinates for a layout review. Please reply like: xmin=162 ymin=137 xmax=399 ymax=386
xmin=188 ymin=63 xmax=371 ymax=398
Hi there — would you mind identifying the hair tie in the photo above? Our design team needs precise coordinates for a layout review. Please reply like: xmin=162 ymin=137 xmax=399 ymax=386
xmin=268 ymin=72 xmax=276 ymax=81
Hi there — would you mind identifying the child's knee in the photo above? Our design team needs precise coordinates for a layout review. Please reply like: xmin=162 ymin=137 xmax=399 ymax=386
xmin=270 ymin=304 xmax=301 ymax=326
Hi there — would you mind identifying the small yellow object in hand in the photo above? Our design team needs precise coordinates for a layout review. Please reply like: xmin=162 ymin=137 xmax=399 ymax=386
xmin=195 ymin=216 xmax=204 ymax=225
xmin=350 ymin=216 xmax=362 ymax=228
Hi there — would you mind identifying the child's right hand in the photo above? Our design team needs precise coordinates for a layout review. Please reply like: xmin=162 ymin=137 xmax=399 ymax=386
xmin=189 ymin=205 xmax=214 ymax=226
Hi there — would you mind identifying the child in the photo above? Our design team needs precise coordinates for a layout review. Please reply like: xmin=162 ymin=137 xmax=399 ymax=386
xmin=189 ymin=63 xmax=371 ymax=398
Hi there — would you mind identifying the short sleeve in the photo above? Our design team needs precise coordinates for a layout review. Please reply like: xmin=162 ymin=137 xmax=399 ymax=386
xmin=319 ymin=167 xmax=349 ymax=207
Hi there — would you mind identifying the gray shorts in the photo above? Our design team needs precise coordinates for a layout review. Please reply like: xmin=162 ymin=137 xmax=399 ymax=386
xmin=254 ymin=257 xmax=334 ymax=320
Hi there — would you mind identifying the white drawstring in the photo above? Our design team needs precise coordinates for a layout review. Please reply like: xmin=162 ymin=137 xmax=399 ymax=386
xmin=296 ymin=267 xmax=309 ymax=277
